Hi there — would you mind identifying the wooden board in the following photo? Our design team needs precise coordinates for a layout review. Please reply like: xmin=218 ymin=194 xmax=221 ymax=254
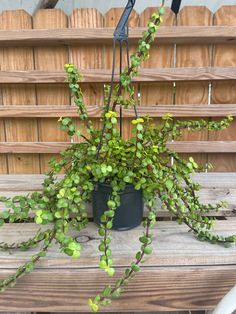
xmin=0 ymin=104 xmax=236 ymax=118
xmin=0 ymin=26 xmax=235 ymax=46
xmin=0 ymin=67 xmax=235 ymax=83
xmin=176 ymin=6 xmax=213 ymax=166
xmin=33 ymin=9 xmax=70 ymax=173
xmin=209 ymin=6 xmax=236 ymax=172
xmin=1 ymin=141 xmax=236 ymax=154
xmin=69 ymin=8 xmax=104 ymax=138
xmin=0 ymin=221 xmax=235 ymax=268
xmin=139 ymin=7 xmax=175 ymax=107
xmin=0 ymin=222 xmax=235 ymax=312
xmin=0 ymin=173 xmax=235 ymax=218
xmin=0 ymin=10 xmax=40 ymax=174
xmin=0 ymin=90 xmax=7 ymax=173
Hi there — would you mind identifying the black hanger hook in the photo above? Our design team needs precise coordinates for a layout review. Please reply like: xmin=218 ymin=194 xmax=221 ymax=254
xmin=171 ymin=0 xmax=182 ymax=14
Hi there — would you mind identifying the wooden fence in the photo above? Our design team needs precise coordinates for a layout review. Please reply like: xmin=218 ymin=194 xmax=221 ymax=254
xmin=0 ymin=5 xmax=235 ymax=174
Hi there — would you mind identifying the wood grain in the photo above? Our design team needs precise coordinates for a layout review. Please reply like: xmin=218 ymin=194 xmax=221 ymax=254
xmin=209 ymin=6 xmax=236 ymax=172
xmin=139 ymin=7 xmax=175 ymax=155
xmin=0 ymin=10 xmax=40 ymax=174
xmin=0 ymin=26 xmax=235 ymax=46
xmin=1 ymin=185 xmax=235 ymax=218
xmin=0 ymin=221 xmax=235 ymax=269
xmin=0 ymin=88 xmax=7 ymax=173
xmin=139 ymin=7 xmax=175 ymax=106
xmin=69 ymin=9 xmax=104 ymax=139
xmin=0 ymin=173 xmax=235 ymax=218
xmin=0 ymin=67 xmax=235 ymax=83
xmin=176 ymin=6 xmax=213 ymax=166
xmin=1 ymin=173 xmax=236 ymax=191
xmin=0 ymin=104 xmax=236 ymax=118
xmin=0 ymin=222 xmax=235 ymax=312
xmin=33 ymin=9 xmax=70 ymax=173
xmin=1 ymin=141 xmax=236 ymax=154
xmin=0 ymin=266 xmax=235 ymax=312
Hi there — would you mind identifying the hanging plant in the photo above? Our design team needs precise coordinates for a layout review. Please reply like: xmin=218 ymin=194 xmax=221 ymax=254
xmin=0 ymin=2 xmax=235 ymax=313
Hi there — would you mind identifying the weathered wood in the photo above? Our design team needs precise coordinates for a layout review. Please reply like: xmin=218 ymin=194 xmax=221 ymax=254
xmin=0 ymin=266 xmax=235 ymax=312
xmin=0 ymin=174 xmax=235 ymax=218
xmin=33 ymin=9 xmax=70 ymax=173
xmin=0 ymin=221 xmax=235 ymax=268
xmin=1 ymin=141 xmax=236 ymax=154
xmin=0 ymin=173 xmax=235 ymax=191
xmin=176 ymin=6 xmax=213 ymax=165
xmin=0 ymin=10 xmax=40 ymax=174
xmin=0 ymin=104 xmax=236 ymax=118
xmin=209 ymin=6 xmax=236 ymax=172
xmin=69 ymin=8 xmax=104 ymax=141
xmin=1 ymin=188 xmax=235 ymax=218
xmin=34 ymin=0 xmax=59 ymax=13
xmin=0 ymin=222 xmax=235 ymax=312
xmin=0 ymin=26 xmax=235 ymax=46
xmin=139 ymin=7 xmax=175 ymax=147
xmin=0 ymin=67 xmax=235 ymax=84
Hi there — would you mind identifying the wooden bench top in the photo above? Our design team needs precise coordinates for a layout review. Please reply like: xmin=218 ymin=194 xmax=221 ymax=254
xmin=0 ymin=174 xmax=235 ymax=312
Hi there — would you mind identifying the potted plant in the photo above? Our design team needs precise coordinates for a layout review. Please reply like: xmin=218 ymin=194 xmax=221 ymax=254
xmin=0 ymin=2 xmax=235 ymax=313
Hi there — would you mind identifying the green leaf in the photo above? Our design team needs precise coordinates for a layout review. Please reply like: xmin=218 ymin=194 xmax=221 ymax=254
xmin=35 ymin=217 xmax=43 ymax=224
xmin=99 ymin=260 xmax=107 ymax=269
xmin=137 ymin=124 xmax=143 ymax=132
xmin=91 ymin=304 xmax=99 ymax=313
xmin=107 ymin=267 xmax=115 ymax=277
xmin=103 ymin=286 xmax=112 ymax=297
xmin=165 ymin=179 xmax=174 ymax=190
xmin=131 ymin=263 xmax=140 ymax=272
xmin=1 ymin=211 xmax=9 ymax=219
xmin=143 ymin=246 xmax=153 ymax=255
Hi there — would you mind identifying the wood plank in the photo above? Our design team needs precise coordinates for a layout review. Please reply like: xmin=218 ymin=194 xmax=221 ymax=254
xmin=0 ymin=189 xmax=235 ymax=218
xmin=69 ymin=8 xmax=104 ymax=138
xmin=209 ymin=6 xmax=236 ymax=172
xmin=0 ymin=67 xmax=235 ymax=84
xmin=0 ymin=104 xmax=236 ymax=118
xmin=0 ymin=39 xmax=7 ymax=174
xmin=139 ymin=7 xmax=175 ymax=146
xmin=0 ymin=222 xmax=235 ymax=312
xmin=176 ymin=6 xmax=213 ymax=166
xmin=33 ymin=9 xmax=70 ymax=173
xmin=0 ymin=173 xmax=235 ymax=191
xmin=0 ymin=221 xmax=235 ymax=268
xmin=0 ymin=26 xmax=235 ymax=46
xmin=0 ymin=266 xmax=235 ymax=312
xmin=0 ymin=10 xmax=40 ymax=174
xmin=0 ymin=89 xmax=7 ymax=174
xmin=1 ymin=141 xmax=236 ymax=154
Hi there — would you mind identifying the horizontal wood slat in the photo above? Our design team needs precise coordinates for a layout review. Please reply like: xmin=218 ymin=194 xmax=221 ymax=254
xmin=0 ymin=26 xmax=235 ymax=46
xmin=0 ymin=173 xmax=235 ymax=190
xmin=0 ymin=222 xmax=235 ymax=311
xmin=0 ymin=104 xmax=236 ymax=118
xmin=1 ymin=141 xmax=236 ymax=154
xmin=0 ymin=173 xmax=235 ymax=217
xmin=0 ymin=67 xmax=235 ymax=84
xmin=0 ymin=222 xmax=235 ymax=269
xmin=0 ymin=266 xmax=235 ymax=312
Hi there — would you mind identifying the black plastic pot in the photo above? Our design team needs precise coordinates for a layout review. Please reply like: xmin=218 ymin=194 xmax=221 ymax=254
xmin=92 ymin=183 xmax=143 ymax=231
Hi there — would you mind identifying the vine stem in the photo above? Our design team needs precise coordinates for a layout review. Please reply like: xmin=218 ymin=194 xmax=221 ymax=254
xmin=99 ymin=215 xmax=152 ymax=304
xmin=0 ymin=229 xmax=55 ymax=290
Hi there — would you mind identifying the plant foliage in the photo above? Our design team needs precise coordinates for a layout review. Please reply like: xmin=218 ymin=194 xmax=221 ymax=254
xmin=0 ymin=3 xmax=235 ymax=312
